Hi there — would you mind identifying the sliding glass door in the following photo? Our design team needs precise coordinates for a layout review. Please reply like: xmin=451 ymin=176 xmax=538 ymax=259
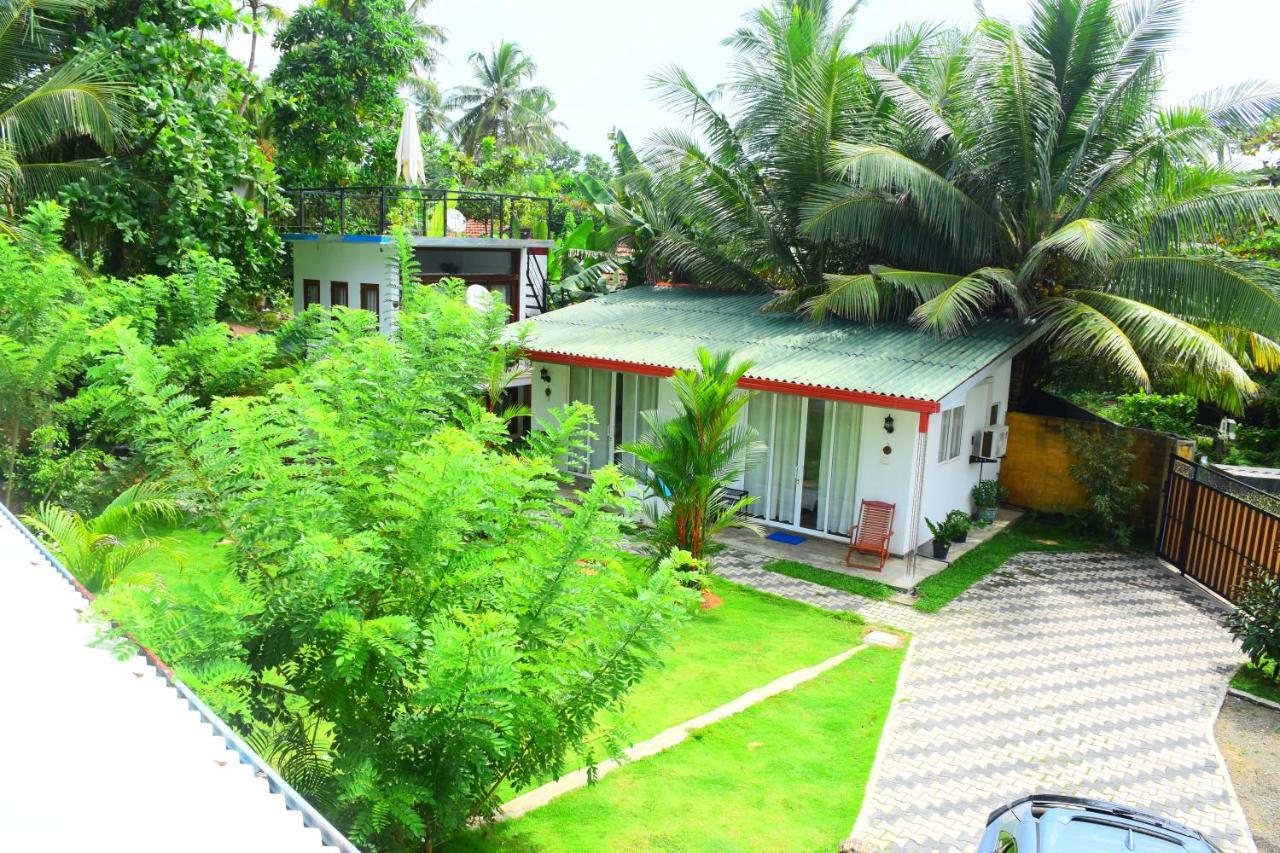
xmin=565 ymin=366 xmax=660 ymax=475
xmin=743 ymin=393 xmax=861 ymax=537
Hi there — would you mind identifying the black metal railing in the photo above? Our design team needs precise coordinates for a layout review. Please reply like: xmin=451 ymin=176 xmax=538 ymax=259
xmin=272 ymin=186 xmax=555 ymax=240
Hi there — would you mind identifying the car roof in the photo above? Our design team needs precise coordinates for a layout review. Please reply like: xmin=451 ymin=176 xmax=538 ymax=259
xmin=1039 ymin=806 xmax=1216 ymax=853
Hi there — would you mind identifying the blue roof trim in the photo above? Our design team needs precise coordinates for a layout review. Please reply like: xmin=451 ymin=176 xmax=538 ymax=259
xmin=340 ymin=234 xmax=393 ymax=244
xmin=281 ymin=233 xmax=320 ymax=241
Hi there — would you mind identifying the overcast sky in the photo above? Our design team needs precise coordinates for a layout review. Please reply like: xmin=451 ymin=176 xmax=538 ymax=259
xmin=233 ymin=0 xmax=1280 ymax=156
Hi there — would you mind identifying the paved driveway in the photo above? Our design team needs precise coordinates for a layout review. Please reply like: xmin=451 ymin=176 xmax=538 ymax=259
xmin=847 ymin=552 xmax=1252 ymax=852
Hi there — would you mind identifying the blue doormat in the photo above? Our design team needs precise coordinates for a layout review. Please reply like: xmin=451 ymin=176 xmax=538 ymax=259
xmin=765 ymin=531 xmax=807 ymax=545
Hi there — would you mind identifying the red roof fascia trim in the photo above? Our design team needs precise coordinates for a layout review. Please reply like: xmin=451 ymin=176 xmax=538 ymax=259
xmin=527 ymin=350 xmax=942 ymax=413
xmin=528 ymin=350 xmax=676 ymax=378
xmin=918 ymin=412 xmax=931 ymax=434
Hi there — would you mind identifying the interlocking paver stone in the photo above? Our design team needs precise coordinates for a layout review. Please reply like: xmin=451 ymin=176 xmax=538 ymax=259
xmin=708 ymin=546 xmax=1253 ymax=853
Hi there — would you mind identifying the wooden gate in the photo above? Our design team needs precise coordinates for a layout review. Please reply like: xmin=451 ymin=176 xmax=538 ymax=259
xmin=1157 ymin=455 xmax=1280 ymax=602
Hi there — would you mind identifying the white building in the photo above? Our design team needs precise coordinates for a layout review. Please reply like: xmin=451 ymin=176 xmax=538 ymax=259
xmin=519 ymin=285 xmax=1040 ymax=559
xmin=279 ymin=187 xmax=554 ymax=337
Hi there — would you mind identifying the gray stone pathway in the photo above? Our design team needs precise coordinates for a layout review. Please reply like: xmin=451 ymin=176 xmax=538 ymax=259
xmin=712 ymin=546 xmax=935 ymax=633
xmin=711 ymin=546 xmax=1254 ymax=853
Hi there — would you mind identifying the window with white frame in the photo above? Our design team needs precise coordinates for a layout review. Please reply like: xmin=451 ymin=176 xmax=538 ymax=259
xmin=938 ymin=405 xmax=966 ymax=462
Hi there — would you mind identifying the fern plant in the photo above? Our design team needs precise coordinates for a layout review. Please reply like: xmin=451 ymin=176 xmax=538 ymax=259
xmin=23 ymin=481 xmax=180 ymax=593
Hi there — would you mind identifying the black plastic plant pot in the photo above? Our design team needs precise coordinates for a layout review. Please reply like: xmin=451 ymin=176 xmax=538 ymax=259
xmin=932 ymin=540 xmax=951 ymax=560
xmin=951 ymin=530 xmax=967 ymax=543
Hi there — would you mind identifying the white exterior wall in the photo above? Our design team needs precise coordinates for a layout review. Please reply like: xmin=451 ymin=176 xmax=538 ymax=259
xmin=290 ymin=239 xmax=398 ymax=336
xmin=287 ymin=237 xmax=552 ymax=332
xmin=850 ymin=404 xmax=924 ymax=555
xmin=528 ymin=353 xmax=1018 ymax=557
xmin=915 ymin=358 xmax=1014 ymax=548
xmin=531 ymin=362 xmax=569 ymax=426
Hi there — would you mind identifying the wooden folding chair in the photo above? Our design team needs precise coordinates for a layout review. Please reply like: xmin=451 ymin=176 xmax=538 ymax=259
xmin=845 ymin=499 xmax=896 ymax=571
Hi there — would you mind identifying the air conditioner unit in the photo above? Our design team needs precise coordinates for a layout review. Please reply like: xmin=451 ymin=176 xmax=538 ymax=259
xmin=972 ymin=425 xmax=1009 ymax=460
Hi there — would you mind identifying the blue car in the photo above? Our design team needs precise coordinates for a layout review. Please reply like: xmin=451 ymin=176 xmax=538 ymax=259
xmin=978 ymin=795 xmax=1219 ymax=852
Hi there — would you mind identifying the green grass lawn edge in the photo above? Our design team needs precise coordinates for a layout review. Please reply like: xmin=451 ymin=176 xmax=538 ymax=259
xmin=760 ymin=558 xmax=895 ymax=600
xmin=913 ymin=515 xmax=1108 ymax=613
xmin=1231 ymin=662 xmax=1280 ymax=705
xmin=450 ymin=643 xmax=907 ymax=852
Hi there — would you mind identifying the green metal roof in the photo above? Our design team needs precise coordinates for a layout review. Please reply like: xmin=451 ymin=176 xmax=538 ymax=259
xmin=520 ymin=286 xmax=1036 ymax=405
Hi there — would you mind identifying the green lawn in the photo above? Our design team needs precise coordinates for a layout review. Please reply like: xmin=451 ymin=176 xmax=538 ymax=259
xmin=760 ymin=559 xmax=895 ymax=600
xmin=914 ymin=515 xmax=1106 ymax=613
xmin=599 ymin=574 xmax=869 ymax=748
xmin=129 ymin=524 xmax=229 ymax=576
xmin=1232 ymin=662 xmax=1280 ymax=705
xmin=451 ymin=644 xmax=905 ymax=852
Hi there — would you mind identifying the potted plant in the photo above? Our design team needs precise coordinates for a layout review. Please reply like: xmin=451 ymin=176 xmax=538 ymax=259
xmin=971 ymin=479 xmax=1008 ymax=523
xmin=946 ymin=509 xmax=972 ymax=543
xmin=926 ymin=517 xmax=952 ymax=559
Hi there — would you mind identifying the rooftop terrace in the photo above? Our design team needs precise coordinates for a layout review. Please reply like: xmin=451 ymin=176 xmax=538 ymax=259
xmin=274 ymin=186 xmax=554 ymax=240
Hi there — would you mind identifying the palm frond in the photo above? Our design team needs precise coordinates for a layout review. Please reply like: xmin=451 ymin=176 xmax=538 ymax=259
xmin=1070 ymin=289 xmax=1257 ymax=411
xmin=1147 ymin=186 xmax=1280 ymax=247
xmin=1107 ymin=254 xmax=1280 ymax=339
xmin=910 ymin=267 xmax=1017 ymax=335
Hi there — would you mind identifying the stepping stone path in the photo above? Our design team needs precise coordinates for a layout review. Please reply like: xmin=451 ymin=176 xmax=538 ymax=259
xmin=710 ymin=546 xmax=1255 ymax=853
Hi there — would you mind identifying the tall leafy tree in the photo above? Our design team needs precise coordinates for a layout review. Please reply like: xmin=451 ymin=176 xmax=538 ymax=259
xmin=445 ymin=41 xmax=559 ymax=156
xmin=91 ymin=263 xmax=695 ymax=850
xmin=270 ymin=0 xmax=425 ymax=186
xmin=58 ymin=0 xmax=283 ymax=304
xmin=0 ymin=0 xmax=131 ymax=234
xmin=801 ymin=0 xmax=1280 ymax=412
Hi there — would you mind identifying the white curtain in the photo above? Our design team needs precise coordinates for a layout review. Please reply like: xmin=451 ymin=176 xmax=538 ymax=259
xmin=568 ymin=366 xmax=614 ymax=472
xmin=619 ymin=374 xmax=659 ymax=467
xmin=769 ymin=394 xmax=803 ymax=524
xmin=743 ymin=395 xmax=773 ymax=517
xmin=820 ymin=402 xmax=862 ymax=534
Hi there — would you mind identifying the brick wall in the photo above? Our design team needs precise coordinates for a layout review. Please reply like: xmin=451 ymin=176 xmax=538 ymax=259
xmin=999 ymin=411 xmax=1194 ymax=535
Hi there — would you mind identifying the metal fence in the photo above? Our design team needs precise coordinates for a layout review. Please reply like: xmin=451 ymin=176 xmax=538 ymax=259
xmin=1156 ymin=454 xmax=1280 ymax=602
xmin=273 ymin=186 xmax=555 ymax=239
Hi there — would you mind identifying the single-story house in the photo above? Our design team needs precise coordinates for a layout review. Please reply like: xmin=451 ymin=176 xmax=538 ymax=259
xmin=520 ymin=285 xmax=1040 ymax=559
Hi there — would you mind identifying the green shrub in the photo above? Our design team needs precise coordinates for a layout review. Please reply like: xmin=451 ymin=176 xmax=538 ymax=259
xmin=970 ymin=479 xmax=1007 ymax=511
xmin=1065 ymin=425 xmax=1146 ymax=546
xmin=945 ymin=509 xmax=972 ymax=538
xmin=93 ymin=275 xmax=696 ymax=851
xmin=1225 ymin=564 xmax=1280 ymax=683
xmin=1100 ymin=392 xmax=1197 ymax=437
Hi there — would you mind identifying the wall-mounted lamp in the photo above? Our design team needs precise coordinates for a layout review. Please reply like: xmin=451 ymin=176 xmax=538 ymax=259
xmin=539 ymin=367 xmax=551 ymax=383
xmin=883 ymin=415 xmax=895 ymax=434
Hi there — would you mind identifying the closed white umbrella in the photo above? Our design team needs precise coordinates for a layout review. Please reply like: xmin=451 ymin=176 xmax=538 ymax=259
xmin=394 ymin=101 xmax=426 ymax=185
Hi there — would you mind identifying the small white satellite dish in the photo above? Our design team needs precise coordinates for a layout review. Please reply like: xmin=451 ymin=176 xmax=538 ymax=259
xmin=446 ymin=208 xmax=467 ymax=234
xmin=465 ymin=284 xmax=493 ymax=311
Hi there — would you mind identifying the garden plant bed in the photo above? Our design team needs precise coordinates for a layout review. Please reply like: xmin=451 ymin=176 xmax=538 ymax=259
xmin=454 ymin=644 xmax=905 ymax=851
xmin=912 ymin=514 xmax=1108 ymax=612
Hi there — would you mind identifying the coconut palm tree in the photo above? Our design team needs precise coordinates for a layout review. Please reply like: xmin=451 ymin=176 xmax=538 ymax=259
xmin=0 ymin=0 xmax=131 ymax=233
xmin=638 ymin=0 xmax=937 ymax=291
xmin=801 ymin=0 xmax=1280 ymax=413
xmin=444 ymin=41 xmax=559 ymax=156
xmin=23 ymin=481 xmax=180 ymax=593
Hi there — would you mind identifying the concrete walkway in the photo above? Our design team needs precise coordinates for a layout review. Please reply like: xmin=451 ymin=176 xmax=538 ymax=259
xmin=845 ymin=552 xmax=1253 ymax=853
